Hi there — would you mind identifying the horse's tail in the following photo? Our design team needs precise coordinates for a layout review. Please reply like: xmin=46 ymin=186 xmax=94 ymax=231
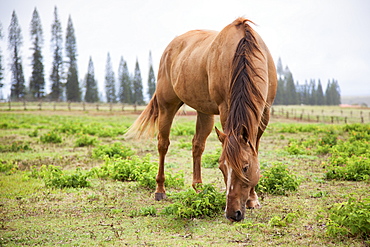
xmin=124 ymin=94 xmax=159 ymax=139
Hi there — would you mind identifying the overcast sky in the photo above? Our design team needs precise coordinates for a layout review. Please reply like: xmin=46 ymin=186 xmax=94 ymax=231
xmin=0 ymin=0 xmax=369 ymax=99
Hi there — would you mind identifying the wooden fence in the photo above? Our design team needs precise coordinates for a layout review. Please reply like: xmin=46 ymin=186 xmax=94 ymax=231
xmin=0 ymin=101 xmax=147 ymax=113
xmin=1 ymin=101 xmax=369 ymax=124
xmin=271 ymin=105 xmax=370 ymax=124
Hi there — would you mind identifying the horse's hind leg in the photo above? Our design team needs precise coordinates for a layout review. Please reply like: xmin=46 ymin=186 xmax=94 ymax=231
xmin=192 ymin=112 xmax=214 ymax=190
xmin=155 ymin=102 xmax=183 ymax=201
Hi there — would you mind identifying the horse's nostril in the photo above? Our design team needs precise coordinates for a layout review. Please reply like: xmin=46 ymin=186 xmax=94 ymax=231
xmin=235 ymin=210 xmax=243 ymax=221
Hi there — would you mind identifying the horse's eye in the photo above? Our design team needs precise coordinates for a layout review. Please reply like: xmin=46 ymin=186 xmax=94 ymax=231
xmin=243 ymin=166 xmax=248 ymax=173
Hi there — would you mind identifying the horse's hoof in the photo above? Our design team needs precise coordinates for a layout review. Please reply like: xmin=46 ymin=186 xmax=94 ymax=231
xmin=155 ymin=193 xmax=166 ymax=201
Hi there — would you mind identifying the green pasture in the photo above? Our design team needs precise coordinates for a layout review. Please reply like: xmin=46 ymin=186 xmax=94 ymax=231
xmin=0 ymin=109 xmax=369 ymax=246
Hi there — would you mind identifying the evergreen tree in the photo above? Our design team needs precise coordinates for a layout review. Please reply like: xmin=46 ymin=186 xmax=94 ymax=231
xmin=8 ymin=11 xmax=25 ymax=100
xmin=50 ymin=6 xmax=63 ymax=101
xmin=274 ymin=77 xmax=285 ymax=105
xmin=147 ymin=51 xmax=156 ymax=100
xmin=29 ymin=8 xmax=45 ymax=99
xmin=316 ymin=79 xmax=325 ymax=105
xmin=284 ymin=66 xmax=298 ymax=105
xmin=276 ymin=57 xmax=284 ymax=78
xmin=309 ymin=79 xmax=317 ymax=105
xmin=65 ymin=16 xmax=80 ymax=101
xmin=132 ymin=59 xmax=144 ymax=105
xmin=118 ymin=56 xmax=132 ymax=104
xmin=105 ymin=53 xmax=116 ymax=103
xmin=0 ymin=22 xmax=4 ymax=90
xmin=327 ymin=79 xmax=341 ymax=105
xmin=84 ymin=57 xmax=99 ymax=102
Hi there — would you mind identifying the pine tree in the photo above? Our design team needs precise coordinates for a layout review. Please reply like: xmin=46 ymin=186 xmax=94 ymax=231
xmin=276 ymin=57 xmax=284 ymax=78
xmin=50 ymin=6 xmax=63 ymax=101
xmin=29 ymin=8 xmax=45 ymax=99
xmin=147 ymin=51 xmax=156 ymax=100
xmin=325 ymin=80 xmax=332 ymax=105
xmin=132 ymin=59 xmax=144 ymax=105
xmin=118 ymin=56 xmax=132 ymax=104
xmin=284 ymin=66 xmax=298 ymax=105
xmin=84 ymin=57 xmax=99 ymax=102
xmin=0 ymin=22 xmax=4 ymax=90
xmin=309 ymin=79 xmax=317 ymax=105
xmin=65 ymin=16 xmax=80 ymax=101
xmin=329 ymin=79 xmax=341 ymax=105
xmin=104 ymin=53 xmax=116 ymax=103
xmin=8 ymin=11 xmax=26 ymax=100
xmin=316 ymin=79 xmax=325 ymax=105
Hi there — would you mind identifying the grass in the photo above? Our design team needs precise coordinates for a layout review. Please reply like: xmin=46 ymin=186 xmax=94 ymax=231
xmin=0 ymin=109 xmax=369 ymax=246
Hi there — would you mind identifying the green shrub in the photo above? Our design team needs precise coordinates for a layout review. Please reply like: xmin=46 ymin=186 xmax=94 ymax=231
xmin=0 ymin=141 xmax=32 ymax=152
xmin=327 ymin=197 xmax=370 ymax=239
xmin=31 ymin=165 xmax=91 ymax=188
xmin=172 ymin=124 xmax=195 ymax=136
xmin=75 ymin=134 xmax=98 ymax=147
xmin=92 ymin=154 xmax=184 ymax=189
xmin=256 ymin=163 xmax=300 ymax=195
xmin=40 ymin=131 xmax=62 ymax=143
xmin=325 ymin=156 xmax=370 ymax=181
xmin=269 ymin=213 xmax=297 ymax=227
xmin=28 ymin=129 xmax=38 ymax=137
xmin=285 ymin=140 xmax=307 ymax=155
xmin=202 ymin=149 xmax=221 ymax=168
xmin=162 ymin=184 xmax=225 ymax=218
xmin=129 ymin=206 xmax=157 ymax=217
xmin=92 ymin=142 xmax=134 ymax=159
xmin=0 ymin=160 xmax=17 ymax=173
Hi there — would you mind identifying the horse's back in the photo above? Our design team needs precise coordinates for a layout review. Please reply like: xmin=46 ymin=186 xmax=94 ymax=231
xmin=156 ymin=30 xmax=220 ymax=114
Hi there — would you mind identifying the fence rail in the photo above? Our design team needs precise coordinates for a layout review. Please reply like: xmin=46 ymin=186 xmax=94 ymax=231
xmin=271 ymin=105 xmax=370 ymax=124
xmin=1 ymin=101 xmax=369 ymax=124
xmin=0 ymin=101 xmax=147 ymax=113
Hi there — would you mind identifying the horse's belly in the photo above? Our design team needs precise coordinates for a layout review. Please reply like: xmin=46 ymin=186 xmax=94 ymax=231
xmin=173 ymin=80 xmax=219 ymax=115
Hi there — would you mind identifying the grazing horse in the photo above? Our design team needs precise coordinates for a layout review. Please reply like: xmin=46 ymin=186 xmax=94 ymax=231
xmin=125 ymin=18 xmax=277 ymax=222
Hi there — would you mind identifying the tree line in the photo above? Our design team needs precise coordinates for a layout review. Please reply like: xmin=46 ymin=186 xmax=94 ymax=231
xmin=0 ymin=7 xmax=156 ymax=104
xmin=274 ymin=58 xmax=341 ymax=105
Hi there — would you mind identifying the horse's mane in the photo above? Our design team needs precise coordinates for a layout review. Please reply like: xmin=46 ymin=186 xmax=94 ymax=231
xmin=224 ymin=19 xmax=265 ymax=182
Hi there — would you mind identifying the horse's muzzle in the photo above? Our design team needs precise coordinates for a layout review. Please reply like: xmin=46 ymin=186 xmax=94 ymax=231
xmin=226 ymin=210 xmax=244 ymax=222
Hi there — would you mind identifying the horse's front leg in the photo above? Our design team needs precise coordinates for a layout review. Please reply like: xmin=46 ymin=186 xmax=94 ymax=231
xmin=192 ymin=112 xmax=214 ymax=190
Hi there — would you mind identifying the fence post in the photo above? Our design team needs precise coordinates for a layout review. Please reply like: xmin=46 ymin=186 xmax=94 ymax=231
xmin=68 ymin=101 xmax=71 ymax=111
xmin=38 ymin=101 xmax=42 ymax=111
xmin=345 ymin=117 xmax=347 ymax=124
xmin=109 ymin=103 xmax=113 ymax=112
xmin=82 ymin=102 xmax=86 ymax=111
xmin=316 ymin=115 xmax=319 ymax=122
xmin=361 ymin=116 xmax=364 ymax=123
xmin=331 ymin=116 xmax=334 ymax=123
xmin=23 ymin=100 xmax=27 ymax=110
xmin=96 ymin=103 xmax=99 ymax=111
xmin=8 ymin=100 xmax=11 ymax=110
xmin=53 ymin=102 xmax=56 ymax=111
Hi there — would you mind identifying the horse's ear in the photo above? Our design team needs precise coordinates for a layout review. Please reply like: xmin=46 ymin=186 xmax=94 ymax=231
xmin=215 ymin=127 xmax=226 ymax=143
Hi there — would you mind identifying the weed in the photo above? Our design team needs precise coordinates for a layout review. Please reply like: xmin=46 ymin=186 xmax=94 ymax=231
xmin=0 ymin=160 xmax=17 ymax=173
xmin=74 ymin=134 xmax=99 ymax=147
xmin=91 ymin=154 xmax=184 ymax=189
xmin=30 ymin=165 xmax=91 ymax=188
xmin=256 ymin=162 xmax=300 ymax=195
xmin=327 ymin=197 xmax=370 ymax=239
xmin=0 ymin=141 xmax=32 ymax=152
xmin=129 ymin=206 xmax=157 ymax=217
xmin=92 ymin=142 xmax=134 ymax=159
xmin=202 ymin=149 xmax=221 ymax=168
xmin=162 ymin=184 xmax=225 ymax=218
xmin=40 ymin=131 xmax=62 ymax=144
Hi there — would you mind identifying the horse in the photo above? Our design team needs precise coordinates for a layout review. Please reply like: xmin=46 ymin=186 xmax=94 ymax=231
xmin=125 ymin=18 xmax=277 ymax=222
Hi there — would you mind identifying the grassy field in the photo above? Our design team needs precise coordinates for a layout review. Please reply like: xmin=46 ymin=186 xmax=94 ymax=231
xmin=0 ymin=108 xmax=369 ymax=246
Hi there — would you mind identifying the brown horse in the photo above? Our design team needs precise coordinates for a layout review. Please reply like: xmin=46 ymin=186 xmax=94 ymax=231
xmin=126 ymin=18 xmax=277 ymax=222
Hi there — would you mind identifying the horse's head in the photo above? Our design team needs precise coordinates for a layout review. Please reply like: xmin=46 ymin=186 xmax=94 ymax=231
xmin=216 ymin=127 xmax=261 ymax=222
